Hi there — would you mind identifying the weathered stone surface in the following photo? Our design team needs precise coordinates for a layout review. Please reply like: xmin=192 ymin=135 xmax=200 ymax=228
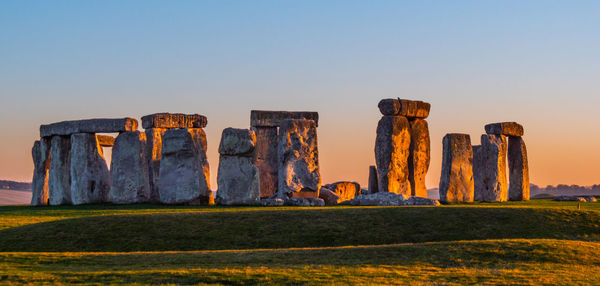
xmin=375 ymin=116 xmax=411 ymax=195
xmin=408 ymin=119 xmax=430 ymax=197
xmin=324 ymin=181 xmax=361 ymax=201
xmin=377 ymin=99 xmax=430 ymax=118
xmin=141 ymin=113 xmax=207 ymax=129
xmin=368 ymin=165 xmax=378 ymax=194
xmin=97 ymin=135 xmax=115 ymax=147
xmin=350 ymin=192 xmax=405 ymax=206
xmin=403 ymin=196 xmax=440 ymax=206
xmin=218 ymin=128 xmax=256 ymax=156
xmin=284 ymin=197 xmax=325 ymax=207
xmin=485 ymin=122 xmax=524 ymax=137
xmin=508 ymin=136 xmax=530 ymax=201
xmin=158 ymin=128 xmax=211 ymax=204
xmin=251 ymin=110 xmax=319 ymax=127
xmin=254 ymin=127 xmax=279 ymax=198
xmin=439 ymin=134 xmax=474 ymax=202
xmin=318 ymin=187 xmax=341 ymax=205
xmin=40 ymin=118 xmax=138 ymax=137
xmin=70 ymin=133 xmax=111 ymax=205
xmin=31 ymin=139 xmax=50 ymax=206
xmin=277 ymin=119 xmax=321 ymax=198
xmin=475 ymin=134 xmax=508 ymax=202
xmin=144 ymin=128 xmax=167 ymax=203
xmin=48 ymin=136 xmax=72 ymax=205
xmin=109 ymin=131 xmax=150 ymax=204
xmin=216 ymin=156 xmax=260 ymax=205
xmin=260 ymin=197 xmax=285 ymax=207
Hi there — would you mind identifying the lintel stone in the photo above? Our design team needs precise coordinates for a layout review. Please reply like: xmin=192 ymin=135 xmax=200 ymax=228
xmin=40 ymin=118 xmax=138 ymax=137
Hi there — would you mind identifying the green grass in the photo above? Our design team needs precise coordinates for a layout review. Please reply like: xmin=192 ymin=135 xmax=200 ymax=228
xmin=1 ymin=200 xmax=599 ymax=284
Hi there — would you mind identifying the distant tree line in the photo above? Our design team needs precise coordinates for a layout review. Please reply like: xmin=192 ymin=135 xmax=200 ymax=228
xmin=0 ymin=180 xmax=32 ymax=191
xmin=531 ymin=183 xmax=600 ymax=194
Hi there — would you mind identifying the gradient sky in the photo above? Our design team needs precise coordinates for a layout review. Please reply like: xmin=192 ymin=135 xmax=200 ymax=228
xmin=1 ymin=1 xmax=599 ymax=189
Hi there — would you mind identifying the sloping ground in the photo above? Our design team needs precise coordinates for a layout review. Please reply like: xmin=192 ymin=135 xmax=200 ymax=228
xmin=0 ymin=189 xmax=31 ymax=206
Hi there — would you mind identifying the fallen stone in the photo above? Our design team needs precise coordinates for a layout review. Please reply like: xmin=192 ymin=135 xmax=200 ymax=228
xmin=408 ymin=119 xmax=430 ymax=197
xmin=254 ymin=127 xmax=279 ymax=198
xmin=260 ymin=197 xmax=285 ymax=207
xmin=284 ymin=197 xmax=325 ymax=207
xmin=218 ymin=128 xmax=256 ymax=156
xmin=97 ymin=135 xmax=115 ymax=147
xmin=475 ymin=134 xmax=508 ymax=202
xmin=508 ymin=136 xmax=530 ymax=201
xmin=319 ymin=187 xmax=341 ymax=205
xmin=48 ymin=136 xmax=72 ymax=205
xmin=368 ymin=165 xmax=378 ymax=194
xmin=144 ymin=128 xmax=167 ymax=203
xmin=439 ymin=134 xmax=474 ymax=202
xmin=216 ymin=156 xmax=260 ymax=205
xmin=70 ymin=133 xmax=111 ymax=205
xmin=141 ymin=113 xmax=207 ymax=129
xmin=31 ymin=139 xmax=50 ymax=206
xmin=109 ymin=131 xmax=150 ymax=204
xmin=277 ymin=119 xmax=321 ymax=198
xmin=324 ymin=181 xmax=361 ymax=201
xmin=377 ymin=99 xmax=430 ymax=118
xmin=40 ymin=118 xmax=138 ymax=137
xmin=350 ymin=192 xmax=405 ymax=206
xmin=158 ymin=128 xmax=211 ymax=204
xmin=403 ymin=196 xmax=440 ymax=206
xmin=375 ymin=116 xmax=411 ymax=195
xmin=485 ymin=122 xmax=524 ymax=137
xmin=251 ymin=110 xmax=319 ymax=127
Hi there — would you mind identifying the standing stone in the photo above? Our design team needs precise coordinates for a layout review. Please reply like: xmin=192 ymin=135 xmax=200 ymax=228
xmin=109 ymin=131 xmax=150 ymax=204
xmin=439 ymin=134 xmax=474 ymax=202
xmin=278 ymin=119 xmax=321 ymax=198
xmin=254 ymin=127 xmax=279 ymax=198
xmin=368 ymin=165 xmax=378 ymax=194
xmin=508 ymin=136 xmax=530 ymax=201
xmin=216 ymin=128 xmax=260 ymax=205
xmin=408 ymin=119 xmax=430 ymax=197
xmin=97 ymin=135 xmax=115 ymax=147
xmin=324 ymin=181 xmax=361 ymax=202
xmin=158 ymin=128 xmax=211 ymax=204
xmin=70 ymin=133 xmax=111 ymax=205
xmin=144 ymin=128 xmax=167 ymax=202
xmin=375 ymin=116 xmax=411 ymax=195
xmin=48 ymin=136 xmax=72 ymax=205
xmin=31 ymin=139 xmax=51 ymax=206
xmin=475 ymin=134 xmax=508 ymax=202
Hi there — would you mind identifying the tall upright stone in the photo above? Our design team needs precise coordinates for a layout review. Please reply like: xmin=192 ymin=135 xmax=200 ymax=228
xmin=31 ymin=139 xmax=51 ymax=206
xmin=253 ymin=127 xmax=278 ymax=198
xmin=158 ymin=128 xmax=211 ymax=204
xmin=408 ymin=119 xmax=430 ymax=197
xmin=48 ymin=136 xmax=72 ymax=205
xmin=368 ymin=165 xmax=378 ymax=194
xmin=109 ymin=131 xmax=150 ymax=204
xmin=375 ymin=116 xmax=411 ymax=195
xmin=475 ymin=134 xmax=508 ymax=202
xmin=144 ymin=128 xmax=167 ymax=202
xmin=439 ymin=134 xmax=474 ymax=202
xmin=277 ymin=119 xmax=321 ymax=198
xmin=508 ymin=136 xmax=530 ymax=201
xmin=70 ymin=133 xmax=111 ymax=205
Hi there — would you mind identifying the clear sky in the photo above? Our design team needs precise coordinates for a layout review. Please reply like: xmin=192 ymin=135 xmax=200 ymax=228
xmin=1 ymin=0 xmax=599 ymax=189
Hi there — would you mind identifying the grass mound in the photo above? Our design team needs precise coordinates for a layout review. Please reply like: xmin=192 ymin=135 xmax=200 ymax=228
xmin=1 ymin=207 xmax=599 ymax=252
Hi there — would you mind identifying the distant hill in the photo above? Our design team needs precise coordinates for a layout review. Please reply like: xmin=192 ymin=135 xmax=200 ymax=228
xmin=0 ymin=180 xmax=32 ymax=191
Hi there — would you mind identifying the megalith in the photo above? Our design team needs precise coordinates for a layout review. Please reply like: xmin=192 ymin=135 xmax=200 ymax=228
xmin=48 ymin=136 xmax=72 ymax=205
xmin=375 ymin=115 xmax=411 ymax=195
xmin=439 ymin=134 xmax=474 ymax=202
xmin=277 ymin=119 xmax=321 ymax=198
xmin=144 ymin=128 xmax=166 ymax=202
xmin=109 ymin=131 xmax=150 ymax=204
xmin=484 ymin=122 xmax=524 ymax=137
xmin=40 ymin=118 xmax=138 ymax=137
xmin=216 ymin=128 xmax=260 ymax=205
xmin=475 ymin=134 xmax=508 ymax=202
xmin=368 ymin=165 xmax=378 ymax=194
xmin=31 ymin=139 xmax=50 ymax=206
xmin=70 ymin=133 xmax=111 ymax=205
xmin=508 ymin=136 xmax=530 ymax=201
xmin=408 ymin=119 xmax=430 ymax=197
xmin=158 ymin=128 xmax=211 ymax=204
xmin=324 ymin=181 xmax=361 ymax=202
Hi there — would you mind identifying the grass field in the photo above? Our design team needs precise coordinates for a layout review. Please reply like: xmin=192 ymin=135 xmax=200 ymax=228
xmin=1 ymin=200 xmax=599 ymax=285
